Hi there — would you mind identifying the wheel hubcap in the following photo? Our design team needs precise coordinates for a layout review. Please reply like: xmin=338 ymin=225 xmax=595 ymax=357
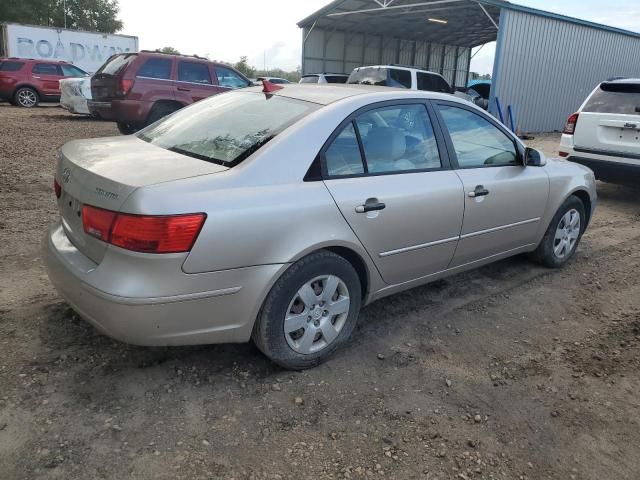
xmin=284 ymin=275 xmax=350 ymax=354
xmin=18 ymin=90 xmax=36 ymax=107
xmin=553 ymin=209 xmax=581 ymax=259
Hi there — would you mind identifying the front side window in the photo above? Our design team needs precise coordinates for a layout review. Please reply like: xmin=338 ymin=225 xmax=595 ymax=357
xmin=215 ymin=66 xmax=249 ymax=89
xmin=417 ymin=72 xmax=450 ymax=93
xmin=0 ymin=61 xmax=24 ymax=72
xmin=137 ymin=58 xmax=172 ymax=80
xmin=325 ymin=123 xmax=365 ymax=176
xmin=438 ymin=105 xmax=519 ymax=168
xmin=138 ymin=92 xmax=318 ymax=167
xmin=388 ymin=69 xmax=412 ymax=89
xmin=178 ymin=61 xmax=211 ymax=84
xmin=583 ymin=82 xmax=640 ymax=115
xmin=33 ymin=63 xmax=61 ymax=75
xmin=61 ymin=65 xmax=88 ymax=77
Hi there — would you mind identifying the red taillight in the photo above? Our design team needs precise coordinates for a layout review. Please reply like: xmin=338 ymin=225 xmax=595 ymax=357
xmin=82 ymin=205 xmax=206 ymax=254
xmin=559 ymin=151 xmax=569 ymax=158
xmin=82 ymin=206 xmax=117 ymax=242
xmin=563 ymin=113 xmax=579 ymax=135
xmin=54 ymin=178 xmax=62 ymax=198
xmin=119 ymin=78 xmax=134 ymax=96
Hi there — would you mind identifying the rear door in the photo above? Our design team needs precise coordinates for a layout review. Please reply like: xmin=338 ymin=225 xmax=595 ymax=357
xmin=434 ymin=101 xmax=549 ymax=267
xmin=574 ymin=82 xmax=640 ymax=157
xmin=174 ymin=60 xmax=219 ymax=103
xmin=32 ymin=63 xmax=64 ymax=96
xmin=322 ymin=101 xmax=465 ymax=285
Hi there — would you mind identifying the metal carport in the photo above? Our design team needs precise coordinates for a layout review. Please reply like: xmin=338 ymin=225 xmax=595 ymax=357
xmin=299 ymin=0 xmax=640 ymax=132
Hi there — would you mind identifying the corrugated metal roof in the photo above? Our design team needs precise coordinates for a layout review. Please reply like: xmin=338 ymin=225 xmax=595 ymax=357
xmin=298 ymin=1 xmax=640 ymax=47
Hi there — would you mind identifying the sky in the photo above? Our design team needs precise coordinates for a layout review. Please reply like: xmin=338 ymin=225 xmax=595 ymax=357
xmin=118 ymin=0 xmax=640 ymax=74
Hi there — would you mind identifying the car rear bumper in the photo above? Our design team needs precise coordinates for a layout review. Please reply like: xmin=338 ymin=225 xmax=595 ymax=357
xmin=567 ymin=156 xmax=640 ymax=184
xmin=43 ymin=220 xmax=286 ymax=346
xmin=88 ymin=99 xmax=151 ymax=124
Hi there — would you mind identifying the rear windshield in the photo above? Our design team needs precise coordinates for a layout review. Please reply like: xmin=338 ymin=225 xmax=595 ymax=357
xmin=584 ymin=82 xmax=640 ymax=115
xmin=97 ymin=54 xmax=137 ymax=76
xmin=138 ymin=92 xmax=319 ymax=167
xmin=0 ymin=61 xmax=25 ymax=72
xmin=347 ymin=68 xmax=411 ymax=88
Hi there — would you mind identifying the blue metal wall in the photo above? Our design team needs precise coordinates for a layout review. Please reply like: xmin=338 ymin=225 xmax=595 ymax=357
xmin=492 ymin=8 xmax=640 ymax=133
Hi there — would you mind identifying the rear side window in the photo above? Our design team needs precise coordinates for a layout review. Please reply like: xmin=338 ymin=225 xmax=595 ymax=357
xmin=178 ymin=61 xmax=211 ymax=84
xmin=325 ymin=75 xmax=348 ymax=84
xmin=325 ymin=123 xmax=365 ymax=176
xmin=300 ymin=75 xmax=319 ymax=84
xmin=215 ymin=66 xmax=249 ymax=88
xmin=33 ymin=63 xmax=62 ymax=75
xmin=61 ymin=65 xmax=87 ymax=77
xmin=389 ymin=69 xmax=411 ymax=89
xmin=137 ymin=58 xmax=172 ymax=80
xmin=417 ymin=72 xmax=451 ymax=93
xmin=98 ymin=54 xmax=136 ymax=75
xmin=583 ymin=83 xmax=640 ymax=115
xmin=0 ymin=61 xmax=24 ymax=72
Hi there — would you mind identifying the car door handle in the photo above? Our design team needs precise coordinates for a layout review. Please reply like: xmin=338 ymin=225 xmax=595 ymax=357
xmin=468 ymin=185 xmax=490 ymax=198
xmin=177 ymin=87 xmax=191 ymax=92
xmin=33 ymin=76 xmax=41 ymax=79
xmin=355 ymin=199 xmax=386 ymax=213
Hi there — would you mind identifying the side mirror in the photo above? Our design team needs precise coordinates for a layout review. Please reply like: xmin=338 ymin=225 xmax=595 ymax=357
xmin=524 ymin=147 xmax=545 ymax=167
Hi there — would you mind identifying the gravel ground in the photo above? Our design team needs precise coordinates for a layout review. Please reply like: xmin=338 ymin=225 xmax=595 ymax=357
xmin=1 ymin=104 xmax=639 ymax=480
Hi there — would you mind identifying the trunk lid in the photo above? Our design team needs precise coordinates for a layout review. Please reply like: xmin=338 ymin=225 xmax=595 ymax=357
xmin=90 ymin=73 xmax=120 ymax=101
xmin=57 ymin=136 xmax=228 ymax=263
xmin=574 ymin=81 xmax=640 ymax=157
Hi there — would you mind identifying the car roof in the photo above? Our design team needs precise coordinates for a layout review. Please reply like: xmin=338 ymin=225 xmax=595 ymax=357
xmin=242 ymin=83 xmax=459 ymax=106
xmin=605 ymin=78 xmax=640 ymax=84
xmin=353 ymin=65 xmax=445 ymax=76
xmin=0 ymin=57 xmax=70 ymax=64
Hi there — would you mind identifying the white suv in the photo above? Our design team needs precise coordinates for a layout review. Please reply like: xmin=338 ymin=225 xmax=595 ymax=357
xmin=299 ymin=73 xmax=349 ymax=84
xmin=347 ymin=65 xmax=475 ymax=104
xmin=559 ymin=79 xmax=640 ymax=185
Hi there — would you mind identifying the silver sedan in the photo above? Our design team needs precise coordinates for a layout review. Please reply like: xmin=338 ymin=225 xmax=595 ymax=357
xmin=44 ymin=84 xmax=597 ymax=369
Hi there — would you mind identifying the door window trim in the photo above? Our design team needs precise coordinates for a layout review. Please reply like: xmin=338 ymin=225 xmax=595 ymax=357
xmin=431 ymin=100 xmax=525 ymax=170
xmin=310 ymin=99 xmax=453 ymax=181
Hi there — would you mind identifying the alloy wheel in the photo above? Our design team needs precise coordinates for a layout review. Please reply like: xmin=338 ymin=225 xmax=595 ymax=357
xmin=17 ymin=89 xmax=37 ymax=107
xmin=284 ymin=275 xmax=350 ymax=354
xmin=553 ymin=208 xmax=581 ymax=259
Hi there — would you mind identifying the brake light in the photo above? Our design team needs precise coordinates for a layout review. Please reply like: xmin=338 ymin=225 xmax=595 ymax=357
xmin=82 ymin=205 xmax=206 ymax=253
xmin=559 ymin=151 xmax=569 ymax=158
xmin=119 ymin=78 xmax=134 ymax=96
xmin=54 ymin=178 xmax=61 ymax=198
xmin=563 ymin=113 xmax=579 ymax=135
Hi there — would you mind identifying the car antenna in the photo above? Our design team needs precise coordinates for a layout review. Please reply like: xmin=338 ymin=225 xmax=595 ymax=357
xmin=262 ymin=79 xmax=284 ymax=94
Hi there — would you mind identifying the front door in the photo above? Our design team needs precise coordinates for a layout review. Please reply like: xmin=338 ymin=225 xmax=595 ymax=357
xmin=321 ymin=102 xmax=465 ymax=285
xmin=434 ymin=102 xmax=549 ymax=267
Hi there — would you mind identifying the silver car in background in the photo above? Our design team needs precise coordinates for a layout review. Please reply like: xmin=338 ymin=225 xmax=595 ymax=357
xmin=44 ymin=84 xmax=597 ymax=369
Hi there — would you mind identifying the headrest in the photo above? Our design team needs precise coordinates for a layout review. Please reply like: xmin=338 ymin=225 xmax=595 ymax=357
xmin=365 ymin=127 xmax=406 ymax=162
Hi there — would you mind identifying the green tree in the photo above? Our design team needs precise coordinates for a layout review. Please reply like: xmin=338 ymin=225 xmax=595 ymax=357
xmin=234 ymin=56 xmax=255 ymax=78
xmin=0 ymin=0 xmax=123 ymax=33
xmin=157 ymin=46 xmax=180 ymax=55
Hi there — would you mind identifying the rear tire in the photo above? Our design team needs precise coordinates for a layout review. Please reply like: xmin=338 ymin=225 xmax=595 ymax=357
xmin=146 ymin=103 xmax=181 ymax=126
xmin=252 ymin=250 xmax=362 ymax=370
xmin=14 ymin=87 xmax=39 ymax=108
xmin=531 ymin=195 xmax=586 ymax=268
xmin=116 ymin=121 xmax=138 ymax=135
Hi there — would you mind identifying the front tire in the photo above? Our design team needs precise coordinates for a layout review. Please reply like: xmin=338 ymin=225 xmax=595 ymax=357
xmin=116 ymin=121 xmax=138 ymax=135
xmin=252 ymin=250 xmax=362 ymax=370
xmin=14 ymin=87 xmax=39 ymax=108
xmin=532 ymin=195 xmax=586 ymax=268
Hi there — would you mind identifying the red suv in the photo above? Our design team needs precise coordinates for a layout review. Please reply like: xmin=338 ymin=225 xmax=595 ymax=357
xmin=0 ymin=58 xmax=88 ymax=108
xmin=88 ymin=51 xmax=252 ymax=134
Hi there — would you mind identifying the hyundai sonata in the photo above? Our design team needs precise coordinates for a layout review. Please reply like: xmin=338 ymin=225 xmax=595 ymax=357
xmin=44 ymin=83 xmax=597 ymax=369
